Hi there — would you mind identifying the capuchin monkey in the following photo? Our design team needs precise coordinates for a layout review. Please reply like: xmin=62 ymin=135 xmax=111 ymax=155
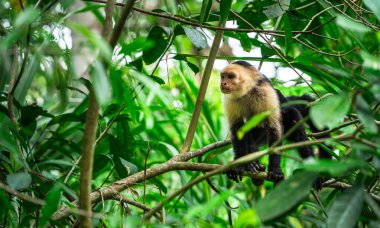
xmin=220 ymin=61 xmax=330 ymax=186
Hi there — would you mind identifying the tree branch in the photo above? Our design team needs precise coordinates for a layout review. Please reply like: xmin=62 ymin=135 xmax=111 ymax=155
xmin=180 ymin=1 xmax=230 ymax=153
xmin=54 ymin=134 xmax=357 ymax=221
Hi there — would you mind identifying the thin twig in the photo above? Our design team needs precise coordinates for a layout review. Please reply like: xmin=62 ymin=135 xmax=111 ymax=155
xmin=308 ymin=119 xmax=360 ymax=137
xmin=111 ymin=194 xmax=162 ymax=220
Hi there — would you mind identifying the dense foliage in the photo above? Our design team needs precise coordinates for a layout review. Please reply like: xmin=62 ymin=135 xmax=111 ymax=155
xmin=0 ymin=0 xmax=379 ymax=227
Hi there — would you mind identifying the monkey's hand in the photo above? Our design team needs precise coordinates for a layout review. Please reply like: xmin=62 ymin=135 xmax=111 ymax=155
xmin=267 ymin=168 xmax=284 ymax=184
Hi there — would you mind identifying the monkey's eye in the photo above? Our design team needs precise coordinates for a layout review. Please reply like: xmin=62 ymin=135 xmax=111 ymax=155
xmin=227 ymin=74 xmax=235 ymax=79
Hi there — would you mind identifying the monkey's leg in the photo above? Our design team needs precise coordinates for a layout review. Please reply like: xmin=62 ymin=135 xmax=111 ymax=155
xmin=247 ymin=128 xmax=266 ymax=172
xmin=226 ymin=120 xmax=250 ymax=182
xmin=267 ymin=128 xmax=284 ymax=184
xmin=246 ymin=129 xmax=267 ymax=186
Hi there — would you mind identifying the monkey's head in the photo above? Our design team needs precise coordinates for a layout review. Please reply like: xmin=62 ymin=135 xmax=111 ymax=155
xmin=220 ymin=62 xmax=260 ymax=98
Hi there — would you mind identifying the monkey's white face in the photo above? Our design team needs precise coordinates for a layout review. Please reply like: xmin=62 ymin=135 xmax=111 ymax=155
xmin=220 ymin=64 xmax=258 ymax=97
xmin=220 ymin=71 xmax=240 ymax=94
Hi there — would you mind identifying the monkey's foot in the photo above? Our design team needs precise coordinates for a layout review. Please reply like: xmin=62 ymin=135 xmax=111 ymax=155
xmin=313 ymin=177 xmax=326 ymax=191
xmin=226 ymin=162 xmax=265 ymax=183
xmin=246 ymin=161 xmax=265 ymax=173
xmin=226 ymin=165 xmax=245 ymax=182
xmin=267 ymin=168 xmax=284 ymax=184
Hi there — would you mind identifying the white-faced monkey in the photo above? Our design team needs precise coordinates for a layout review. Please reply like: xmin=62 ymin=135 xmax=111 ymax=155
xmin=220 ymin=61 xmax=330 ymax=186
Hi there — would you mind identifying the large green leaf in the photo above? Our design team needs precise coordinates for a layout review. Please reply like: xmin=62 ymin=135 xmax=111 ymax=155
xmin=182 ymin=27 xmax=207 ymax=49
xmin=219 ymin=0 xmax=232 ymax=23
xmin=355 ymin=95 xmax=378 ymax=133
xmin=69 ymin=23 xmax=111 ymax=60
xmin=364 ymin=0 xmax=380 ymax=21
xmin=39 ymin=184 xmax=62 ymax=227
xmin=6 ymin=172 xmax=32 ymax=190
xmin=237 ymin=110 xmax=271 ymax=140
xmin=263 ymin=0 xmax=290 ymax=18
xmin=173 ymin=54 xmax=200 ymax=74
xmin=235 ymin=209 xmax=261 ymax=228
xmin=15 ymin=7 xmax=40 ymax=28
xmin=119 ymin=38 xmax=154 ymax=56
xmin=310 ymin=94 xmax=351 ymax=130
xmin=302 ymin=159 xmax=368 ymax=176
xmin=328 ymin=186 xmax=364 ymax=228
xmin=143 ymin=26 xmax=172 ymax=65
xmin=200 ymin=0 xmax=213 ymax=24
xmin=256 ymin=171 xmax=317 ymax=222
xmin=185 ymin=190 xmax=231 ymax=220
xmin=336 ymin=15 xmax=371 ymax=33
xmin=91 ymin=60 xmax=111 ymax=106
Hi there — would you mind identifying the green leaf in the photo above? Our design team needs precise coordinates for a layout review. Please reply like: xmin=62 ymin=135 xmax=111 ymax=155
xmin=237 ymin=111 xmax=271 ymax=140
xmin=93 ymin=154 xmax=112 ymax=174
xmin=364 ymin=0 xmax=380 ymax=21
xmin=310 ymin=94 xmax=351 ymax=130
xmin=185 ymin=190 xmax=231 ymax=220
xmin=256 ymin=172 xmax=317 ymax=222
xmin=0 ymin=190 xmax=11 ymax=215
xmin=0 ymin=114 xmax=18 ymax=156
xmin=39 ymin=185 xmax=62 ymax=227
xmin=328 ymin=185 xmax=364 ymax=228
xmin=283 ymin=13 xmax=292 ymax=54
xmin=110 ymin=136 xmax=138 ymax=177
xmin=119 ymin=38 xmax=154 ymax=56
xmin=364 ymin=192 xmax=380 ymax=219
xmin=263 ymin=0 xmax=290 ymax=18
xmin=69 ymin=23 xmax=111 ymax=60
xmin=173 ymin=54 xmax=200 ymax=74
xmin=200 ymin=0 xmax=213 ymax=24
xmin=91 ymin=60 xmax=111 ymax=106
xmin=143 ymin=26 xmax=172 ymax=65
xmin=47 ymin=113 xmax=83 ymax=126
xmin=150 ymin=178 xmax=168 ymax=194
xmin=355 ymin=95 xmax=378 ymax=133
xmin=6 ymin=172 xmax=32 ymax=190
xmin=15 ymin=8 xmax=40 ymax=28
xmin=302 ymin=159 xmax=368 ymax=176
xmin=219 ymin=0 xmax=232 ymax=23
xmin=336 ymin=15 xmax=370 ymax=33
xmin=235 ymin=209 xmax=261 ymax=228
xmin=150 ymin=75 xmax=166 ymax=85
xmin=183 ymin=27 xmax=207 ymax=49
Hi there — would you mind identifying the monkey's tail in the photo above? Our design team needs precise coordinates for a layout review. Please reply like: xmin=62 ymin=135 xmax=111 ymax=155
xmin=287 ymin=94 xmax=333 ymax=159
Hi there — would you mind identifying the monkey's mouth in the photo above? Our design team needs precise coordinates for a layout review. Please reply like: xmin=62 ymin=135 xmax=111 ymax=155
xmin=220 ymin=86 xmax=232 ymax=94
